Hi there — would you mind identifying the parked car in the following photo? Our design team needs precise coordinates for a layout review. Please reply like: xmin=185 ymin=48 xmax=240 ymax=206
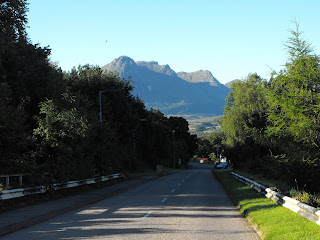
xmin=214 ymin=162 xmax=230 ymax=169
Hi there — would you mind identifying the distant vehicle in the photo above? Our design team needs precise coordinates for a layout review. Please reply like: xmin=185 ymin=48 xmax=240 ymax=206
xmin=214 ymin=162 xmax=230 ymax=169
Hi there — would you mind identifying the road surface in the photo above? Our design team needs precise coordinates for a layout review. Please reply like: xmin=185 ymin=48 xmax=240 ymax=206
xmin=1 ymin=164 xmax=259 ymax=240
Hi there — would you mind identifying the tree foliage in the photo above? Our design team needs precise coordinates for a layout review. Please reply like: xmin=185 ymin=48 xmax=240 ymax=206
xmin=222 ymin=73 xmax=267 ymax=147
xmin=195 ymin=138 xmax=213 ymax=158
xmin=218 ymin=21 xmax=320 ymax=192
xmin=0 ymin=82 xmax=33 ymax=173
xmin=284 ymin=20 xmax=313 ymax=60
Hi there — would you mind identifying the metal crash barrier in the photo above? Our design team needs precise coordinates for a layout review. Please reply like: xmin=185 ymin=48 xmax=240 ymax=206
xmin=0 ymin=173 xmax=126 ymax=201
xmin=231 ymin=172 xmax=320 ymax=225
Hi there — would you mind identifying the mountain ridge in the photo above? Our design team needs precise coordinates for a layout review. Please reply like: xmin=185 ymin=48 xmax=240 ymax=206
xmin=102 ymin=56 xmax=230 ymax=118
xmin=177 ymin=70 xmax=219 ymax=86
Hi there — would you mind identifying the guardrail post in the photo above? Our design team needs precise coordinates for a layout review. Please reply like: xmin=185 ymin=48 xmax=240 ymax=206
xmin=19 ymin=176 xmax=23 ymax=187
xmin=6 ymin=177 xmax=9 ymax=188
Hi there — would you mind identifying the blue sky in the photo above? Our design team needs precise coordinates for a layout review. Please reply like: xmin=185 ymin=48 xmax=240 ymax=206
xmin=27 ymin=0 xmax=320 ymax=84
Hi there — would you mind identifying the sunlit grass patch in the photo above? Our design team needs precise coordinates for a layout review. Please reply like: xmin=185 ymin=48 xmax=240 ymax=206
xmin=212 ymin=170 xmax=320 ymax=240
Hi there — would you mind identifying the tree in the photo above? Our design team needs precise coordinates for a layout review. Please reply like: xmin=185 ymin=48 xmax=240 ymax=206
xmin=34 ymin=88 xmax=121 ymax=181
xmin=208 ymin=152 xmax=216 ymax=161
xmin=196 ymin=138 xmax=213 ymax=158
xmin=265 ymin=22 xmax=320 ymax=191
xmin=64 ymin=65 xmax=143 ymax=171
xmin=219 ymin=73 xmax=269 ymax=168
xmin=221 ymin=73 xmax=268 ymax=147
xmin=169 ymin=117 xmax=196 ymax=167
xmin=1 ymin=0 xmax=64 ymax=123
xmin=266 ymin=23 xmax=320 ymax=147
xmin=207 ymin=130 xmax=225 ymax=147
xmin=284 ymin=20 xmax=313 ymax=61
xmin=0 ymin=0 xmax=28 ymax=41
xmin=0 ymin=0 xmax=28 ymax=74
xmin=0 ymin=0 xmax=65 ymax=180
xmin=0 ymin=83 xmax=34 ymax=174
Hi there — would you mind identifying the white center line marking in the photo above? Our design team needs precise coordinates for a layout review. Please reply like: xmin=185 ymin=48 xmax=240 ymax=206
xmin=161 ymin=198 xmax=167 ymax=203
xmin=143 ymin=211 xmax=153 ymax=218
xmin=171 ymin=189 xmax=175 ymax=193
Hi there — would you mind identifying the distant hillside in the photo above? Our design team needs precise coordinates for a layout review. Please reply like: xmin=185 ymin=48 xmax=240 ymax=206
xmin=102 ymin=56 xmax=230 ymax=118
xmin=188 ymin=116 xmax=222 ymax=138
xmin=225 ymin=79 xmax=241 ymax=88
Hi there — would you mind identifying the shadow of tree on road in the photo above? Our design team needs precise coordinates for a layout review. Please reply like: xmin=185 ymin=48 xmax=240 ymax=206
xmin=3 ymin=168 xmax=258 ymax=240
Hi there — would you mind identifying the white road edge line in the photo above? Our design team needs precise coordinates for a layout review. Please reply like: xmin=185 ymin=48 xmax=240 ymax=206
xmin=171 ymin=189 xmax=175 ymax=193
xmin=161 ymin=198 xmax=167 ymax=203
xmin=143 ymin=211 xmax=153 ymax=219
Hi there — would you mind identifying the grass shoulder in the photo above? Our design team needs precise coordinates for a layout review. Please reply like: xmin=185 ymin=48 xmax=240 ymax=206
xmin=212 ymin=169 xmax=320 ymax=240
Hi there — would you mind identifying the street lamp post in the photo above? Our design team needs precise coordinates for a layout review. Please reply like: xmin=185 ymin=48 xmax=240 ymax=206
xmin=99 ymin=88 xmax=121 ymax=124
xmin=99 ymin=88 xmax=121 ymax=175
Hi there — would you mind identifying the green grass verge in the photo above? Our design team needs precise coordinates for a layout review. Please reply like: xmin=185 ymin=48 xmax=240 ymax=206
xmin=212 ymin=169 xmax=320 ymax=240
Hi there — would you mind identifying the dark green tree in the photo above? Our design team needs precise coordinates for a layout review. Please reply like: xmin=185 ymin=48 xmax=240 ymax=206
xmin=265 ymin=21 xmax=320 ymax=191
xmin=266 ymin=23 xmax=320 ymax=147
xmin=1 ymin=0 xmax=64 ymax=123
xmin=0 ymin=0 xmax=64 ymax=177
xmin=220 ymin=73 xmax=269 ymax=168
xmin=0 ymin=83 xmax=34 ymax=174
xmin=169 ymin=117 xmax=196 ymax=167
xmin=63 ymin=65 xmax=143 ymax=171
xmin=33 ymin=90 xmax=112 ymax=181
xmin=222 ymin=73 xmax=268 ymax=147
xmin=195 ymin=138 xmax=213 ymax=158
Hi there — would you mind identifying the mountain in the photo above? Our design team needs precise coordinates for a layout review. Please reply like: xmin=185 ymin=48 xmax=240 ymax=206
xmin=177 ymin=70 xmax=219 ymax=86
xmin=225 ymin=79 xmax=241 ymax=88
xmin=102 ymin=56 xmax=230 ymax=118
xmin=136 ymin=61 xmax=177 ymax=77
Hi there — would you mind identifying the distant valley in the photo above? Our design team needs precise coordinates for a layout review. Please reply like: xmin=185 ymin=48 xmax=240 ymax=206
xmin=102 ymin=56 xmax=231 ymax=119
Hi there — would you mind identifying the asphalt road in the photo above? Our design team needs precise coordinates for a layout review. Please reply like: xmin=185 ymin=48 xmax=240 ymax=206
xmin=1 ymin=164 xmax=259 ymax=240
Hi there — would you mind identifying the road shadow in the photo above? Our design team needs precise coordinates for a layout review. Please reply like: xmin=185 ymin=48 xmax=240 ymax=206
xmin=3 ymin=169 xmax=258 ymax=240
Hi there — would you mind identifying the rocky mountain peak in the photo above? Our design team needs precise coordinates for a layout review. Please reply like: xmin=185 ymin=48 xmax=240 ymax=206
xmin=136 ymin=60 xmax=177 ymax=77
xmin=177 ymin=70 xmax=219 ymax=86
xmin=112 ymin=56 xmax=135 ymax=67
xmin=101 ymin=56 xmax=137 ymax=77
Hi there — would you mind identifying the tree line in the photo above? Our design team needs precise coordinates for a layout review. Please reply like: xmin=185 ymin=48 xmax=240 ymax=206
xmin=0 ymin=0 xmax=196 ymax=187
xmin=209 ymin=22 xmax=320 ymax=193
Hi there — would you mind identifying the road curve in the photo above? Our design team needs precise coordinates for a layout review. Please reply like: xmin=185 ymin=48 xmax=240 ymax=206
xmin=1 ymin=166 xmax=259 ymax=240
